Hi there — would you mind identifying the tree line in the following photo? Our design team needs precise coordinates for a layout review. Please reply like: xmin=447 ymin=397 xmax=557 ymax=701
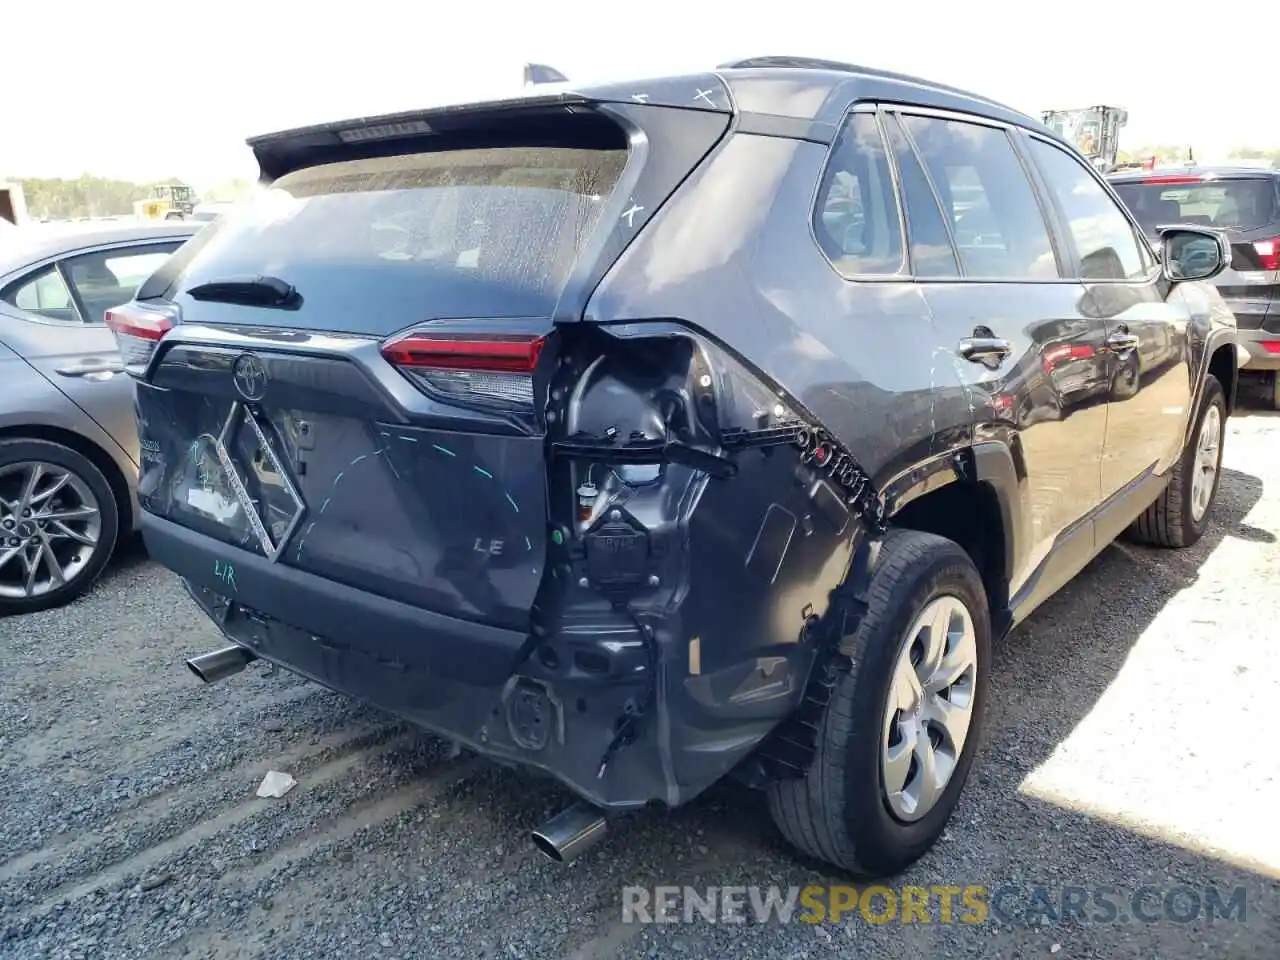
xmin=5 ymin=147 xmax=1276 ymax=222
xmin=3 ymin=174 xmax=255 ymax=220
xmin=1124 ymin=145 xmax=1280 ymax=166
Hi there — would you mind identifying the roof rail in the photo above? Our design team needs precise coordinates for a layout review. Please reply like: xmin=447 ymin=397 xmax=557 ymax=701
xmin=715 ymin=55 xmax=1017 ymax=115
xmin=718 ymin=55 xmax=875 ymax=73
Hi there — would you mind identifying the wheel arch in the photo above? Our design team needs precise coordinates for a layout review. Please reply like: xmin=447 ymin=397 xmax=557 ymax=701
xmin=882 ymin=440 xmax=1024 ymax=639
xmin=0 ymin=424 xmax=133 ymax=538
xmin=1208 ymin=342 xmax=1238 ymax=415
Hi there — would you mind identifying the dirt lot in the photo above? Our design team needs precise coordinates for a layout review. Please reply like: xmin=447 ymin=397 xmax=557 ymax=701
xmin=2 ymin=406 xmax=1279 ymax=960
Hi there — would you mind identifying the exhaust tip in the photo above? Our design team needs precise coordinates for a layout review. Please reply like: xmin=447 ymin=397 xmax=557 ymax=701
xmin=531 ymin=801 xmax=608 ymax=864
xmin=531 ymin=830 xmax=567 ymax=863
xmin=185 ymin=644 xmax=257 ymax=684
xmin=185 ymin=658 xmax=210 ymax=683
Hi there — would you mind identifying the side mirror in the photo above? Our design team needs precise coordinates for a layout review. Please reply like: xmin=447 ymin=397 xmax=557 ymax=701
xmin=1158 ymin=224 xmax=1230 ymax=282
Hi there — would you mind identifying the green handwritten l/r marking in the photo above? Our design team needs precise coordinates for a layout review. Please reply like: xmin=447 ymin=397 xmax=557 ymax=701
xmin=213 ymin=558 xmax=238 ymax=593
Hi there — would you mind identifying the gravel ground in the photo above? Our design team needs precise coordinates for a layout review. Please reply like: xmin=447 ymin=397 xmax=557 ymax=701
xmin=2 ymin=405 xmax=1279 ymax=960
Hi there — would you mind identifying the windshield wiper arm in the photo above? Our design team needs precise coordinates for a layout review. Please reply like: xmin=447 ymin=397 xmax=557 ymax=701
xmin=186 ymin=275 xmax=300 ymax=309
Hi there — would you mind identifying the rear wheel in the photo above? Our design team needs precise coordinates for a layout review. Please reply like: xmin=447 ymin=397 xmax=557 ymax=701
xmin=0 ymin=439 xmax=119 ymax=615
xmin=766 ymin=529 xmax=991 ymax=878
xmin=1128 ymin=376 xmax=1226 ymax=549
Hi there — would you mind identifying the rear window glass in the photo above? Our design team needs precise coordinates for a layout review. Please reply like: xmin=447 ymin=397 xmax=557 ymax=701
xmin=171 ymin=146 xmax=627 ymax=328
xmin=1112 ymin=178 xmax=1278 ymax=234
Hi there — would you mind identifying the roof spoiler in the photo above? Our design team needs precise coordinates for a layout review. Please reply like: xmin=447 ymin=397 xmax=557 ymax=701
xmin=245 ymin=71 xmax=731 ymax=181
xmin=524 ymin=63 xmax=569 ymax=86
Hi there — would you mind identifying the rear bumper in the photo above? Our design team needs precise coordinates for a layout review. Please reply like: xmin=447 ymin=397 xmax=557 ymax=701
xmin=143 ymin=512 xmax=527 ymax=687
xmin=143 ymin=512 xmax=778 ymax=811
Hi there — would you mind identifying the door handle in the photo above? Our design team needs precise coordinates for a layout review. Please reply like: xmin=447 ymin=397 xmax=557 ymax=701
xmin=958 ymin=336 xmax=1012 ymax=368
xmin=54 ymin=359 xmax=125 ymax=377
xmin=1106 ymin=332 xmax=1140 ymax=352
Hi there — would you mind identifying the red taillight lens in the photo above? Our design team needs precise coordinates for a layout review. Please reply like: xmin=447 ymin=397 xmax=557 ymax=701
xmin=104 ymin=302 xmax=178 ymax=376
xmin=381 ymin=333 xmax=545 ymax=372
xmin=1260 ymin=341 xmax=1280 ymax=354
xmin=1253 ymin=238 xmax=1280 ymax=272
xmin=1042 ymin=343 xmax=1094 ymax=373
xmin=1141 ymin=175 xmax=1202 ymax=185
xmin=381 ymin=331 xmax=547 ymax=408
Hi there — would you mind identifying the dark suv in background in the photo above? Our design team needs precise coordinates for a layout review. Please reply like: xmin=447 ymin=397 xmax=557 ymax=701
xmin=107 ymin=57 xmax=1238 ymax=878
xmin=1110 ymin=166 xmax=1279 ymax=402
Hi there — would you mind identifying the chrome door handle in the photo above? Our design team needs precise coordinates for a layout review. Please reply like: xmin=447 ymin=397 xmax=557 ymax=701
xmin=54 ymin=359 xmax=125 ymax=377
xmin=1106 ymin=332 xmax=1140 ymax=352
xmin=958 ymin=336 xmax=1012 ymax=368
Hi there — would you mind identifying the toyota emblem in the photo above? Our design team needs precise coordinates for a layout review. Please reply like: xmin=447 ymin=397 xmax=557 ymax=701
xmin=232 ymin=353 xmax=267 ymax=401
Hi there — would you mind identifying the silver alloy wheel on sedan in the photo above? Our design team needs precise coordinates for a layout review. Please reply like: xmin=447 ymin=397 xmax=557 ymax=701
xmin=881 ymin=595 xmax=979 ymax=822
xmin=1190 ymin=403 xmax=1222 ymax=523
xmin=0 ymin=461 xmax=102 ymax=599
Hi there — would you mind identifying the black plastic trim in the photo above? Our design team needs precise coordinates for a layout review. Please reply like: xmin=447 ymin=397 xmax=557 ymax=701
xmin=142 ymin=512 xmax=528 ymax=687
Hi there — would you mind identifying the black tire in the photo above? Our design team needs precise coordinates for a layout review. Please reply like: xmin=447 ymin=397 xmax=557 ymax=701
xmin=1128 ymin=376 xmax=1226 ymax=549
xmin=766 ymin=529 xmax=991 ymax=878
xmin=0 ymin=438 xmax=120 ymax=616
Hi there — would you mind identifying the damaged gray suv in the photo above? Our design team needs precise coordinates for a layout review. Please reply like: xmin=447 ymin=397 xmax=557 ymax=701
xmin=108 ymin=56 xmax=1238 ymax=877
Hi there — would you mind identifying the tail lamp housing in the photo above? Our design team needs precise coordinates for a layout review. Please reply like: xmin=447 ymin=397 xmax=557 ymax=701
xmin=104 ymin=302 xmax=179 ymax=377
xmin=380 ymin=330 xmax=547 ymax=409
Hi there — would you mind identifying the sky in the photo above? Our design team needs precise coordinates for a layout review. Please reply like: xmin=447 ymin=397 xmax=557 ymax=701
xmin=4 ymin=0 xmax=1275 ymax=188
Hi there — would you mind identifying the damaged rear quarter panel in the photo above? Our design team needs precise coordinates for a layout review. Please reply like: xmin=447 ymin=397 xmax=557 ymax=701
xmin=575 ymin=131 xmax=977 ymax=790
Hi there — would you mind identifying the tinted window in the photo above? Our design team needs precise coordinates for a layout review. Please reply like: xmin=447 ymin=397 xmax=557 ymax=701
xmin=901 ymin=115 xmax=1058 ymax=279
xmin=884 ymin=115 xmax=959 ymax=278
xmin=171 ymin=146 xmax=627 ymax=325
xmin=1111 ymin=177 xmax=1279 ymax=234
xmin=1029 ymin=140 xmax=1149 ymax=280
xmin=814 ymin=113 xmax=904 ymax=275
xmin=5 ymin=265 xmax=79 ymax=322
xmin=63 ymin=245 xmax=182 ymax=322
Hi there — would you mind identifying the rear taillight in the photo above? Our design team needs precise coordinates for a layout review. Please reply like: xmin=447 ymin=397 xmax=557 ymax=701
xmin=381 ymin=330 xmax=546 ymax=408
xmin=1141 ymin=175 xmax=1202 ymax=185
xmin=1253 ymin=238 xmax=1280 ymax=271
xmin=103 ymin=302 xmax=178 ymax=376
xmin=1042 ymin=343 xmax=1095 ymax=373
xmin=1259 ymin=341 xmax=1280 ymax=354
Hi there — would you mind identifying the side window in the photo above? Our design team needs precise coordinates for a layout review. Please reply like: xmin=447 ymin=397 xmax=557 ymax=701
xmin=901 ymin=115 xmax=1059 ymax=280
xmin=4 ymin=266 xmax=81 ymax=322
xmin=813 ymin=113 xmax=904 ymax=276
xmin=62 ymin=245 xmax=181 ymax=323
xmin=1027 ymin=139 xmax=1150 ymax=280
xmin=883 ymin=114 xmax=960 ymax=278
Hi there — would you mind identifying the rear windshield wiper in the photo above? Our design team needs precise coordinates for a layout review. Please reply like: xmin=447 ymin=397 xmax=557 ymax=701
xmin=185 ymin=275 xmax=301 ymax=309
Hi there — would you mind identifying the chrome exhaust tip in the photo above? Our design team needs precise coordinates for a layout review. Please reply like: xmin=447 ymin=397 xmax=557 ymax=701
xmin=186 ymin=644 xmax=257 ymax=684
xmin=531 ymin=801 xmax=608 ymax=863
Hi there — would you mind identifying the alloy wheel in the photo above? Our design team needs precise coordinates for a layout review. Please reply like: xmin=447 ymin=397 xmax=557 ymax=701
xmin=1190 ymin=404 xmax=1222 ymax=523
xmin=0 ymin=461 xmax=102 ymax=600
xmin=881 ymin=595 xmax=979 ymax=822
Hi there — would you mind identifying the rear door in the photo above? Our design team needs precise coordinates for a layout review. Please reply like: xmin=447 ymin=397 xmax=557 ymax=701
xmin=0 ymin=239 xmax=186 ymax=460
xmin=880 ymin=107 xmax=1108 ymax=596
xmin=1025 ymin=136 xmax=1193 ymax=508
xmin=123 ymin=97 xmax=731 ymax=632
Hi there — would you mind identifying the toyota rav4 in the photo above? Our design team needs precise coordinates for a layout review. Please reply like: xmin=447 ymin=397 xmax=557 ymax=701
xmin=107 ymin=56 xmax=1238 ymax=878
